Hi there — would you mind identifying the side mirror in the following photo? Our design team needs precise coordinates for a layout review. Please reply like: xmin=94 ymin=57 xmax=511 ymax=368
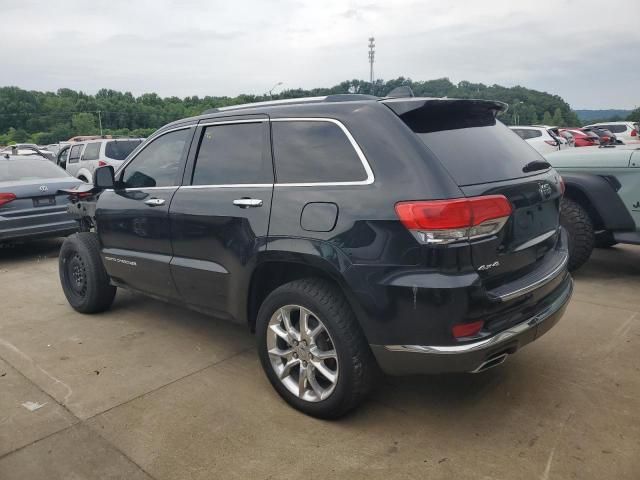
xmin=94 ymin=165 xmax=115 ymax=189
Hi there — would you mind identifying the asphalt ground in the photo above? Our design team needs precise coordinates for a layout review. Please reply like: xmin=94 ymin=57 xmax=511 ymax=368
xmin=1 ymin=239 xmax=639 ymax=479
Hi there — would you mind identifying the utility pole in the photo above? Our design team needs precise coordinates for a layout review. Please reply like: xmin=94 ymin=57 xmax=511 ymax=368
xmin=368 ymin=37 xmax=375 ymax=85
xmin=97 ymin=110 xmax=103 ymax=136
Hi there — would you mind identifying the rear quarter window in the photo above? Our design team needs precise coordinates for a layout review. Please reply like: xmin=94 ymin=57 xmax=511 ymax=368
xmin=272 ymin=120 xmax=368 ymax=184
xmin=105 ymin=140 xmax=143 ymax=161
xmin=82 ymin=142 xmax=101 ymax=161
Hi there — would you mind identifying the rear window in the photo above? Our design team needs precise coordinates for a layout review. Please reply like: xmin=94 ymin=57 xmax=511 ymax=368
xmin=105 ymin=140 xmax=143 ymax=161
xmin=395 ymin=101 xmax=545 ymax=186
xmin=0 ymin=159 xmax=71 ymax=182
xmin=272 ymin=120 xmax=367 ymax=183
xmin=512 ymin=128 xmax=542 ymax=140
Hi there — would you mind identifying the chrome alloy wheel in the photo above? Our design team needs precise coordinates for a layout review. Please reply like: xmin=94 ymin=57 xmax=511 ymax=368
xmin=266 ymin=305 xmax=339 ymax=402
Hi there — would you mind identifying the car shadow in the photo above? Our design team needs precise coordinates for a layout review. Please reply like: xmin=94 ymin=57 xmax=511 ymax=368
xmin=0 ymin=238 xmax=64 ymax=265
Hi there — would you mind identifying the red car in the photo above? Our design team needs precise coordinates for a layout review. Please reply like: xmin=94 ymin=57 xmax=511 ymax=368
xmin=560 ymin=128 xmax=600 ymax=147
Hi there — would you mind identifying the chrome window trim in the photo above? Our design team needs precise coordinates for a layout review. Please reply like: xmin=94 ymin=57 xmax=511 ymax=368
xmin=271 ymin=117 xmax=374 ymax=187
xmin=115 ymin=117 xmax=375 ymax=191
xmin=181 ymin=184 xmax=272 ymax=190
xmin=187 ymin=117 xmax=374 ymax=188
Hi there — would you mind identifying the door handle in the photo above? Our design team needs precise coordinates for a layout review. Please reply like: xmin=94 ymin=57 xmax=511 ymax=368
xmin=144 ymin=198 xmax=165 ymax=206
xmin=233 ymin=198 xmax=263 ymax=208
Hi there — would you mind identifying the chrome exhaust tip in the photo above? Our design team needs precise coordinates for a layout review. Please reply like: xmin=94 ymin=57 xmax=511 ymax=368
xmin=470 ymin=352 xmax=509 ymax=373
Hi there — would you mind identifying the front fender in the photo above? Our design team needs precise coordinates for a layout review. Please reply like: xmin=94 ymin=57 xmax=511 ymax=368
xmin=561 ymin=172 xmax=635 ymax=231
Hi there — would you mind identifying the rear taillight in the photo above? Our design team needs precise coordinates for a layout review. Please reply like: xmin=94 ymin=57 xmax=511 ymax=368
xmin=452 ymin=320 xmax=484 ymax=339
xmin=631 ymin=129 xmax=637 ymax=137
xmin=395 ymin=195 xmax=513 ymax=245
xmin=0 ymin=193 xmax=16 ymax=207
xmin=98 ymin=160 xmax=107 ymax=167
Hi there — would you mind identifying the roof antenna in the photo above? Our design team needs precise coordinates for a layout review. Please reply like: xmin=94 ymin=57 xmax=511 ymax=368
xmin=386 ymin=86 xmax=414 ymax=98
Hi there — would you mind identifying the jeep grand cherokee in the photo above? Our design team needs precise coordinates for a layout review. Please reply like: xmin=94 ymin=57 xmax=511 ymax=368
xmin=58 ymin=94 xmax=572 ymax=418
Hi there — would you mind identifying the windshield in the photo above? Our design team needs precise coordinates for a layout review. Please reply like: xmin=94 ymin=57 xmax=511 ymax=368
xmin=105 ymin=140 xmax=143 ymax=160
xmin=0 ymin=159 xmax=72 ymax=182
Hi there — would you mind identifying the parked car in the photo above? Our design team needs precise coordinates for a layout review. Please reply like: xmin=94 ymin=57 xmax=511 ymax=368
xmin=557 ymin=129 xmax=575 ymax=148
xmin=544 ymin=145 xmax=640 ymax=270
xmin=0 ymin=144 xmax=55 ymax=160
xmin=560 ymin=128 xmax=600 ymax=147
xmin=0 ymin=154 xmax=82 ymax=243
xmin=539 ymin=126 xmax=573 ymax=150
xmin=58 ymin=95 xmax=572 ymax=418
xmin=57 ymin=138 xmax=144 ymax=183
xmin=582 ymin=126 xmax=618 ymax=145
xmin=584 ymin=122 xmax=639 ymax=144
xmin=509 ymin=126 xmax=560 ymax=154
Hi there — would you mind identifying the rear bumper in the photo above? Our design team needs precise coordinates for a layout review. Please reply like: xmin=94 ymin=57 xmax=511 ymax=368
xmin=371 ymin=274 xmax=573 ymax=375
xmin=0 ymin=219 xmax=78 ymax=242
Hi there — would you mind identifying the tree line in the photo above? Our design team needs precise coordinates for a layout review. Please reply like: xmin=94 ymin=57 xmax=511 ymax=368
xmin=0 ymin=77 xmax=617 ymax=145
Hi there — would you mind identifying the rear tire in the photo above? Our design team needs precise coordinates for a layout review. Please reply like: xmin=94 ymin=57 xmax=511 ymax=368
xmin=560 ymin=197 xmax=595 ymax=271
xmin=256 ymin=278 xmax=376 ymax=419
xmin=59 ymin=233 xmax=116 ymax=313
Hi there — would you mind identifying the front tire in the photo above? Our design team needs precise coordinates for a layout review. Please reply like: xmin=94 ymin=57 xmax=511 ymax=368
xmin=59 ymin=233 xmax=116 ymax=313
xmin=256 ymin=278 xmax=376 ymax=419
xmin=560 ymin=197 xmax=595 ymax=271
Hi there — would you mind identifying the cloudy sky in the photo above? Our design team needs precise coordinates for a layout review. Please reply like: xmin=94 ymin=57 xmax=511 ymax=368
xmin=3 ymin=0 xmax=639 ymax=109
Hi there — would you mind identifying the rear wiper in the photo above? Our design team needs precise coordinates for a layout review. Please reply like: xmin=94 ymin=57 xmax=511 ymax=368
xmin=522 ymin=160 xmax=551 ymax=173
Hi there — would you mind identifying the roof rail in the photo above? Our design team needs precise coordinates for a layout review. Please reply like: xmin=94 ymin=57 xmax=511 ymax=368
xmin=202 ymin=94 xmax=378 ymax=114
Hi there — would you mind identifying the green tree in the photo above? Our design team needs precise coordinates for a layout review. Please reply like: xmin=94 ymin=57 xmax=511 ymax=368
xmin=71 ymin=113 xmax=97 ymax=135
xmin=542 ymin=111 xmax=553 ymax=125
xmin=551 ymin=108 xmax=565 ymax=126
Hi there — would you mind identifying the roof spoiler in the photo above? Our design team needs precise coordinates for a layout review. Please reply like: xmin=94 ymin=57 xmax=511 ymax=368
xmin=382 ymin=98 xmax=508 ymax=117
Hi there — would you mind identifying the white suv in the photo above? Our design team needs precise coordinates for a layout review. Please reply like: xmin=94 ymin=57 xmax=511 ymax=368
xmin=57 ymin=138 xmax=144 ymax=183
xmin=509 ymin=126 xmax=561 ymax=154
xmin=583 ymin=122 xmax=639 ymax=144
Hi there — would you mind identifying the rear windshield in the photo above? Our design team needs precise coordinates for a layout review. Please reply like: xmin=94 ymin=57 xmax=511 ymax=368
xmin=394 ymin=102 xmax=545 ymax=186
xmin=105 ymin=140 xmax=143 ymax=160
xmin=0 ymin=159 xmax=71 ymax=182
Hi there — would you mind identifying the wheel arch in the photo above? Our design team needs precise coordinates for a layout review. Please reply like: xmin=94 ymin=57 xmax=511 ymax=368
xmin=77 ymin=168 xmax=93 ymax=183
xmin=247 ymin=251 xmax=363 ymax=335
xmin=561 ymin=172 xmax=635 ymax=231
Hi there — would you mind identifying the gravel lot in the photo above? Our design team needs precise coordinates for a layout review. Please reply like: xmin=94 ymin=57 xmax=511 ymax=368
xmin=0 ymin=239 xmax=639 ymax=479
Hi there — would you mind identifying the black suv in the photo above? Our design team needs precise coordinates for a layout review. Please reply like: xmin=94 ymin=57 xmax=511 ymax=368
xmin=58 ymin=95 xmax=572 ymax=418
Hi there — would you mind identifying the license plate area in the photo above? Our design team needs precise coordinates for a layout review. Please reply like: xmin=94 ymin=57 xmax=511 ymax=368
xmin=33 ymin=196 xmax=56 ymax=207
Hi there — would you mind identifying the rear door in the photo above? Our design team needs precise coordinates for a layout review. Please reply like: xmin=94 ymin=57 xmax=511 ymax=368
xmin=95 ymin=126 xmax=194 ymax=299
xmin=169 ymin=116 xmax=273 ymax=321
xmin=66 ymin=144 xmax=84 ymax=178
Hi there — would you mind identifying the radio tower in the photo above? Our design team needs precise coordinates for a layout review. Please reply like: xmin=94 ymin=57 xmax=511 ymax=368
xmin=368 ymin=37 xmax=375 ymax=85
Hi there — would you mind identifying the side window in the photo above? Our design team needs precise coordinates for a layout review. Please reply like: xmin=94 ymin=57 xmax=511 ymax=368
xmin=191 ymin=122 xmax=272 ymax=185
xmin=511 ymin=129 xmax=526 ymax=139
xmin=120 ymin=128 xmax=190 ymax=188
xmin=609 ymin=125 xmax=626 ymax=133
xmin=68 ymin=145 xmax=84 ymax=164
xmin=58 ymin=147 xmax=70 ymax=165
xmin=272 ymin=121 xmax=367 ymax=183
xmin=529 ymin=130 xmax=543 ymax=139
xmin=82 ymin=142 xmax=101 ymax=161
